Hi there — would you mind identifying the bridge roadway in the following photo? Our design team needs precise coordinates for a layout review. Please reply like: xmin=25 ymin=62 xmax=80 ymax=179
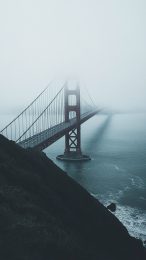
xmin=18 ymin=109 xmax=100 ymax=151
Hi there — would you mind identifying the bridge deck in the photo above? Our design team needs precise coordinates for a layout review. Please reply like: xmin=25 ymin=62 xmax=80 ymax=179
xmin=18 ymin=110 xmax=99 ymax=151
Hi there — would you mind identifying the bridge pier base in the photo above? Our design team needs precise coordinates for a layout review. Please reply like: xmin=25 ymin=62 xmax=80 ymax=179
xmin=57 ymin=84 xmax=91 ymax=162
xmin=57 ymin=152 xmax=90 ymax=161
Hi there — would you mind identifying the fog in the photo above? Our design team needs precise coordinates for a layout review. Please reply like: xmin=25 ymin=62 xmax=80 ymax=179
xmin=0 ymin=0 xmax=146 ymax=114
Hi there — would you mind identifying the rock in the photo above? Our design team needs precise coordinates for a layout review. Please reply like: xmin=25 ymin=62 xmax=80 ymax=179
xmin=107 ymin=203 xmax=116 ymax=212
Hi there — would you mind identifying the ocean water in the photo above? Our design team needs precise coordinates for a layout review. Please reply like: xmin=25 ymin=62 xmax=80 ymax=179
xmin=44 ymin=113 xmax=146 ymax=243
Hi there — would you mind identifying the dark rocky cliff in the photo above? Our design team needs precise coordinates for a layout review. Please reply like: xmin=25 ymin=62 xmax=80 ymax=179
xmin=0 ymin=134 xmax=145 ymax=260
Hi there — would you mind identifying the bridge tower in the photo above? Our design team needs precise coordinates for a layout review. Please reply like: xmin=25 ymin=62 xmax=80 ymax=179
xmin=57 ymin=83 xmax=90 ymax=161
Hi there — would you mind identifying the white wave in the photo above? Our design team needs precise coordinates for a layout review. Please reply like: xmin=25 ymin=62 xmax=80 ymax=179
xmin=113 ymin=164 xmax=126 ymax=172
xmin=90 ymin=192 xmax=146 ymax=243
xmin=130 ymin=176 xmax=145 ymax=189
xmin=115 ymin=205 xmax=146 ymax=242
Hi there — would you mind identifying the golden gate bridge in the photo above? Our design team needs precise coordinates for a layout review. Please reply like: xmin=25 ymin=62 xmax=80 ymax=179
xmin=0 ymin=81 xmax=101 ymax=161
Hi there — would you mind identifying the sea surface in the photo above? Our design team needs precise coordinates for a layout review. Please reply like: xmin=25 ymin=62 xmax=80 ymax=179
xmin=44 ymin=113 xmax=146 ymax=243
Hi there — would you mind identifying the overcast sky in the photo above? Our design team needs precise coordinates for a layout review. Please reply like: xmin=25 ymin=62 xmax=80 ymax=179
xmin=0 ymin=0 xmax=146 ymax=114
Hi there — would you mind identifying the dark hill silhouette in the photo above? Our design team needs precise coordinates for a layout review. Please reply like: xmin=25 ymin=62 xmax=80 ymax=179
xmin=0 ymin=134 xmax=145 ymax=260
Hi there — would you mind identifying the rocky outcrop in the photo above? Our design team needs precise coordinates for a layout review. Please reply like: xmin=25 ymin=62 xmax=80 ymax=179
xmin=0 ymin=134 xmax=145 ymax=260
